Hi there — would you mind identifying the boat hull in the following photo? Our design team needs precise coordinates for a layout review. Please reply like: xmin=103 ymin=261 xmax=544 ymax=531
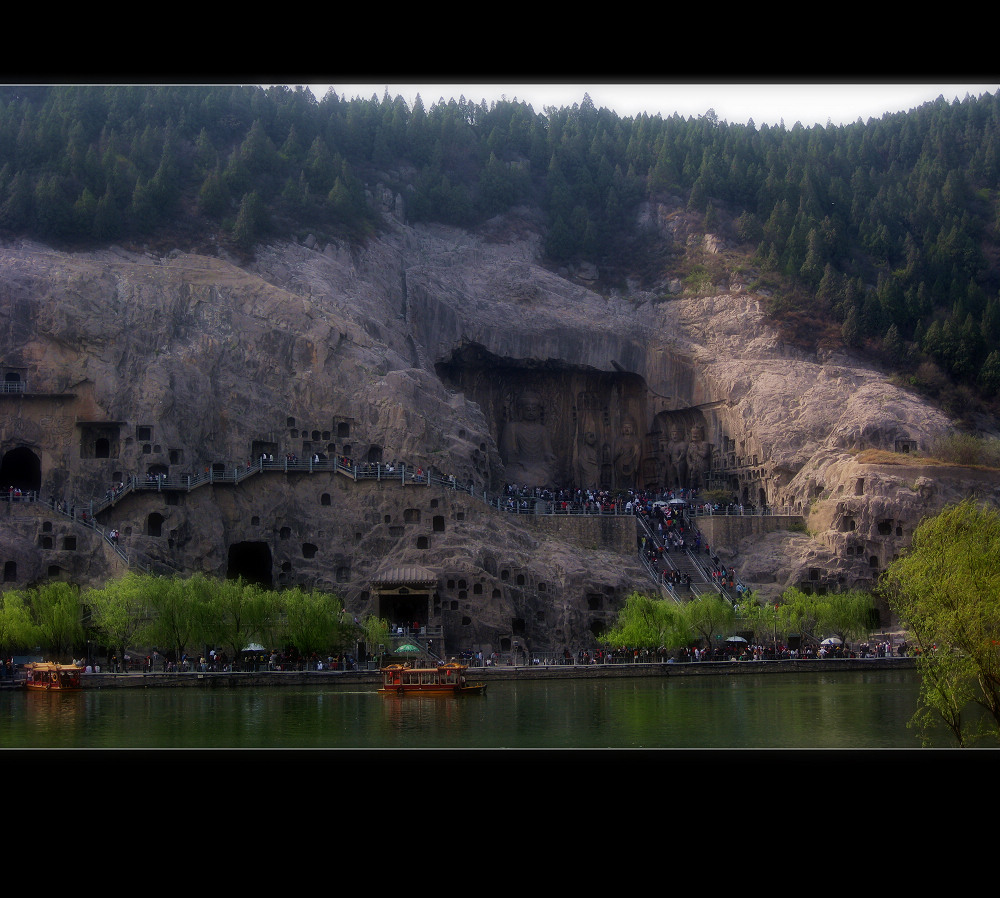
xmin=378 ymin=683 xmax=487 ymax=696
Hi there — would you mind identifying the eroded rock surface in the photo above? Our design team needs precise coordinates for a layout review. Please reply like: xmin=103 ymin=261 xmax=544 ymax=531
xmin=0 ymin=206 xmax=988 ymax=652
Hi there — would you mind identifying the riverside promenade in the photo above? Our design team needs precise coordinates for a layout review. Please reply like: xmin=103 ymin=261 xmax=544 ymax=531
xmin=54 ymin=655 xmax=915 ymax=689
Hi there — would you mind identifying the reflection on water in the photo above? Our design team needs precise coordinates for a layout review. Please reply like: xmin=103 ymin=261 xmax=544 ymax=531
xmin=0 ymin=670 xmax=930 ymax=749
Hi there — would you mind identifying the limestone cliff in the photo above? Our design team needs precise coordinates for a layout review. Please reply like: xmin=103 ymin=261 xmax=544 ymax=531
xmin=0 ymin=202 xmax=991 ymax=653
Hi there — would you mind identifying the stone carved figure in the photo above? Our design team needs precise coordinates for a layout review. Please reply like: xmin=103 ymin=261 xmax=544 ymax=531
xmin=667 ymin=425 xmax=688 ymax=489
xmin=573 ymin=416 xmax=601 ymax=489
xmin=686 ymin=423 xmax=711 ymax=489
xmin=500 ymin=390 xmax=557 ymax=487
xmin=614 ymin=416 xmax=641 ymax=489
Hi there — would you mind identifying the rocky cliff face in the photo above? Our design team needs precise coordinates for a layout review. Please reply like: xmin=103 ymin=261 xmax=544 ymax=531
xmin=0 ymin=201 xmax=991 ymax=653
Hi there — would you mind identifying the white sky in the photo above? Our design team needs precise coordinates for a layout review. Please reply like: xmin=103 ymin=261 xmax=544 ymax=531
xmin=314 ymin=82 xmax=1000 ymax=128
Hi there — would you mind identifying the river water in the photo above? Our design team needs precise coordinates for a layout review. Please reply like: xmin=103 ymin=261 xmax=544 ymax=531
xmin=0 ymin=668 xmax=934 ymax=750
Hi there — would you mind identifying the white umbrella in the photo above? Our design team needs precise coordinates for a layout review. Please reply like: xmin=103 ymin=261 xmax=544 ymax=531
xmin=820 ymin=636 xmax=843 ymax=645
xmin=726 ymin=635 xmax=748 ymax=642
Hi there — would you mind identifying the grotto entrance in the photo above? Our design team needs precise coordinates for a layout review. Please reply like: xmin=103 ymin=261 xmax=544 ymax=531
xmin=0 ymin=446 xmax=42 ymax=494
xmin=372 ymin=565 xmax=438 ymax=636
xmin=227 ymin=541 xmax=273 ymax=587
xmin=435 ymin=347 xmax=718 ymax=493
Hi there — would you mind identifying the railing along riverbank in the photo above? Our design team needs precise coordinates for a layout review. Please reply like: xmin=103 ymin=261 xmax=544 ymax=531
xmin=0 ymin=654 xmax=916 ymax=690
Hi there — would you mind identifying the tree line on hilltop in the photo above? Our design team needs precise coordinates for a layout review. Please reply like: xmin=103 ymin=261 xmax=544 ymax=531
xmin=3 ymin=84 xmax=1000 ymax=412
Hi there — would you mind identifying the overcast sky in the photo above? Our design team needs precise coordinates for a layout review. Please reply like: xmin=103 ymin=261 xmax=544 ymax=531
xmin=314 ymin=82 xmax=1000 ymax=128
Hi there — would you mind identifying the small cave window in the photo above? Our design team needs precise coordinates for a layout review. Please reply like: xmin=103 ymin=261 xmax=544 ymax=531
xmin=302 ymin=543 xmax=318 ymax=559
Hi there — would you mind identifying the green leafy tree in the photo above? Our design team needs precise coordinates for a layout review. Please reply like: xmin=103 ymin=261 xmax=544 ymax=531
xmin=681 ymin=593 xmax=736 ymax=648
xmin=205 ymin=577 xmax=277 ymax=661
xmin=734 ymin=591 xmax=778 ymax=646
xmin=884 ymin=499 xmax=1000 ymax=746
xmin=816 ymin=589 xmax=879 ymax=646
xmin=276 ymin=586 xmax=350 ymax=658
xmin=143 ymin=573 xmax=213 ymax=664
xmin=84 ymin=572 xmax=154 ymax=668
xmin=30 ymin=581 xmax=85 ymax=659
xmin=0 ymin=588 xmax=40 ymax=654
xmin=775 ymin=587 xmax=823 ymax=644
xmin=360 ymin=614 xmax=391 ymax=662
xmin=600 ymin=592 xmax=690 ymax=649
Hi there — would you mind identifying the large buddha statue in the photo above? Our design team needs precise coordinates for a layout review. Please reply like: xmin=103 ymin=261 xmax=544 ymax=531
xmin=614 ymin=416 xmax=641 ymax=489
xmin=666 ymin=425 xmax=688 ymax=489
xmin=574 ymin=417 xmax=602 ymax=489
xmin=500 ymin=390 xmax=558 ymax=487
xmin=686 ymin=423 xmax=711 ymax=489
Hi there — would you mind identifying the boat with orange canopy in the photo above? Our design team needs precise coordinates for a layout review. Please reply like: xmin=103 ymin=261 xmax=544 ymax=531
xmin=379 ymin=661 xmax=486 ymax=695
xmin=23 ymin=662 xmax=85 ymax=691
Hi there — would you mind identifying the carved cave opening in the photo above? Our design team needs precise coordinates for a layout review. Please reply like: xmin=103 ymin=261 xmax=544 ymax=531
xmin=227 ymin=541 xmax=273 ymax=587
xmin=436 ymin=350 xmax=721 ymax=493
xmin=0 ymin=446 xmax=42 ymax=493
xmin=79 ymin=423 xmax=120 ymax=459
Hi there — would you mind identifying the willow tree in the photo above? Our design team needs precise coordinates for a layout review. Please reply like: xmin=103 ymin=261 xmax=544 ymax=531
xmin=143 ymin=573 xmax=214 ymax=664
xmin=84 ymin=572 xmax=155 ymax=667
xmin=276 ymin=586 xmax=351 ymax=659
xmin=601 ymin=592 xmax=690 ymax=650
xmin=205 ymin=577 xmax=278 ymax=661
xmin=884 ymin=499 xmax=1000 ymax=746
xmin=734 ymin=591 xmax=778 ymax=646
xmin=816 ymin=589 xmax=879 ymax=646
xmin=775 ymin=587 xmax=823 ymax=644
xmin=0 ymin=588 xmax=40 ymax=655
xmin=29 ymin=581 xmax=85 ymax=659
xmin=360 ymin=615 xmax=391 ymax=662
xmin=681 ymin=593 xmax=736 ymax=649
